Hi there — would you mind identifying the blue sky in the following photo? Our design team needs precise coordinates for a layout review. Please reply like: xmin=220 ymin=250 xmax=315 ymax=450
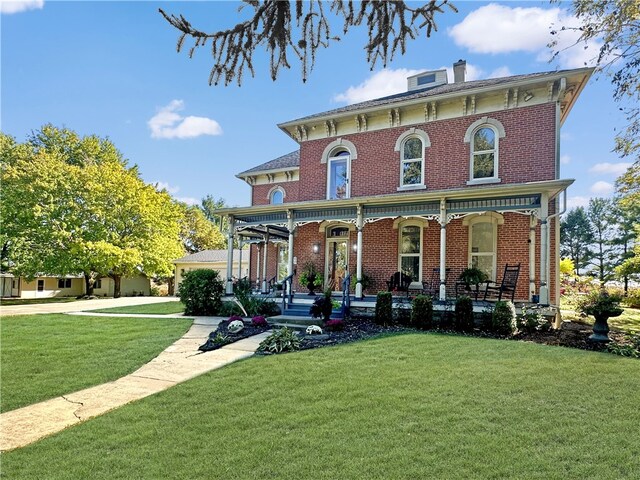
xmin=1 ymin=1 xmax=630 ymax=209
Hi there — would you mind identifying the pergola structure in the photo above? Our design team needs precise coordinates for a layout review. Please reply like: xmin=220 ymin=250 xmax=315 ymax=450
xmin=220 ymin=179 xmax=570 ymax=305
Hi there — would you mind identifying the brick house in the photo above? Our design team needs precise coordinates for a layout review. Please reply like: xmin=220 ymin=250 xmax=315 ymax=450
xmin=219 ymin=62 xmax=593 ymax=306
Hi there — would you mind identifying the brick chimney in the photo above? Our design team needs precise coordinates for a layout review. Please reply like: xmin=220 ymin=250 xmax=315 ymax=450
xmin=453 ymin=59 xmax=466 ymax=83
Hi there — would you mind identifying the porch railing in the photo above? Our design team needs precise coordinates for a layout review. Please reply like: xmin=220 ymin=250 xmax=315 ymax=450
xmin=341 ymin=272 xmax=351 ymax=317
xmin=281 ymin=271 xmax=295 ymax=312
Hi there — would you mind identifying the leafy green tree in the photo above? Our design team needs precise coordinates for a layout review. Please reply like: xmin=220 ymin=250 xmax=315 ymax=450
xmin=560 ymin=207 xmax=594 ymax=275
xmin=1 ymin=127 xmax=184 ymax=298
xmin=200 ymin=195 xmax=228 ymax=232
xmin=179 ymin=203 xmax=226 ymax=253
xmin=586 ymin=197 xmax=619 ymax=285
xmin=159 ymin=0 xmax=457 ymax=86
xmin=552 ymin=0 xmax=640 ymax=163
xmin=615 ymin=161 xmax=640 ymax=281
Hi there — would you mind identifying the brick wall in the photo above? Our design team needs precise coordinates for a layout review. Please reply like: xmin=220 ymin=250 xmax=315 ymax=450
xmin=246 ymin=212 xmax=556 ymax=302
xmin=251 ymin=181 xmax=300 ymax=206
xmin=295 ymin=103 xmax=556 ymax=200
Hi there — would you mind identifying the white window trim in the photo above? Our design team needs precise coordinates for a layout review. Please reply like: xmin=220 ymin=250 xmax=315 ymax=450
xmin=267 ymin=185 xmax=286 ymax=204
xmin=326 ymin=151 xmax=351 ymax=200
xmin=464 ymin=213 xmax=503 ymax=281
xmin=397 ymin=219 xmax=424 ymax=282
xmin=463 ymin=117 xmax=505 ymax=185
xmin=395 ymin=128 xmax=430 ymax=190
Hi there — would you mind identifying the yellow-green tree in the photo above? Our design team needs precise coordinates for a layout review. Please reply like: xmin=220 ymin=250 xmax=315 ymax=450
xmin=1 ymin=127 xmax=184 ymax=298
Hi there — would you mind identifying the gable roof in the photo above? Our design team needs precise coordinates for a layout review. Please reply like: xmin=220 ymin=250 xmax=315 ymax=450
xmin=173 ymin=249 xmax=243 ymax=264
xmin=279 ymin=68 xmax=592 ymax=126
xmin=237 ymin=150 xmax=300 ymax=177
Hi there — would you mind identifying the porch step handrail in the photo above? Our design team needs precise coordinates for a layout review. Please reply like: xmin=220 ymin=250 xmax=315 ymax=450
xmin=282 ymin=271 xmax=295 ymax=312
xmin=341 ymin=272 xmax=351 ymax=317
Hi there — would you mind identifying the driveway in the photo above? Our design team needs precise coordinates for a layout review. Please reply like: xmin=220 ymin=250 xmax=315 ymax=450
xmin=0 ymin=296 xmax=180 ymax=317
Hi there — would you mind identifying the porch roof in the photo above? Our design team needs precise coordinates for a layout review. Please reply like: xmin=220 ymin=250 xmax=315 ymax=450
xmin=219 ymin=179 xmax=572 ymax=228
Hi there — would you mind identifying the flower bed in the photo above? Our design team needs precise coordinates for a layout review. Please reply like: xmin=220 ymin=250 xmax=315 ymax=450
xmin=198 ymin=318 xmax=269 ymax=352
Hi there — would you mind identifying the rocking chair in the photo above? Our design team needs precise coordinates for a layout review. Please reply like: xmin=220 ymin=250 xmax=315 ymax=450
xmin=483 ymin=264 xmax=521 ymax=302
xmin=386 ymin=272 xmax=412 ymax=296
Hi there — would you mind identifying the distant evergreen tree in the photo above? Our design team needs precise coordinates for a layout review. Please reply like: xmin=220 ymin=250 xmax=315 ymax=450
xmin=560 ymin=207 xmax=594 ymax=276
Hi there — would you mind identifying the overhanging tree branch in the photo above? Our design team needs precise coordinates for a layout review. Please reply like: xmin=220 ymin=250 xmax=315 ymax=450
xmin=159 ymin=0 xmax=457 ymax=86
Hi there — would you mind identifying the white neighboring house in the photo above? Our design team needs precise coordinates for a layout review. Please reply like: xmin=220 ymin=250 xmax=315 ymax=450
xmin=0 ymin=273 xmax=150 ymax=298
xmin=174 ymin=249 xmax=249 ymax=292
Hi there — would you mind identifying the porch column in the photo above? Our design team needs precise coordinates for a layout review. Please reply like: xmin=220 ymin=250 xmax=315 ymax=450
xmin=287 ymin=211 xmax=295 ymax=297
xmin=539 ymin=194 xmax=549 ymax=305
xmin=355 ymin=205 xmax=364 ymax=299
xmin=529 ymin=215 xmax=537 ymax=302
xmin=438 ymin=198 xmax=447 ymax=301
xmin=261 ymin=231 xmax=270 ymax=294
xmin=255 ymin=245 xmax=261 ymax=291
xmin=225 ymin=216 xmax=235 ymax=295
xmin=238 ymin=240 xmax=244 ymax=280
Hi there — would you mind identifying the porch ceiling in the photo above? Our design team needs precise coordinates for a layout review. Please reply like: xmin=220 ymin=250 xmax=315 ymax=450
xmin=222 ymin=179 xmax=572 ymax=228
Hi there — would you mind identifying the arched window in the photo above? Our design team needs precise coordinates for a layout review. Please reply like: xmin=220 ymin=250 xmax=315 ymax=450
xmin=471 ymin=127 xmax=497 ymax=180
xmin=268 ymin=186 xmax=285 ymax=205
xmin=464 ymin=117 xmax=505 ymax=184
xmin=401 ymin=137 xmax=424 ymax=187
xmin=327 ymin=149 xmax=350 ymax=200
xmin=463 ymin=213 xmax=503 ymax=281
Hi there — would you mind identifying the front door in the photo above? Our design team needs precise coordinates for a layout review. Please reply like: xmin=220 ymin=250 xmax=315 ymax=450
xmin=327 ymin=239 xmax=348 ymax=291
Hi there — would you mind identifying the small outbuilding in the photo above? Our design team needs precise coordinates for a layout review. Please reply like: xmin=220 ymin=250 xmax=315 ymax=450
xmin=173 ymin=249 xmax=248 ymax=291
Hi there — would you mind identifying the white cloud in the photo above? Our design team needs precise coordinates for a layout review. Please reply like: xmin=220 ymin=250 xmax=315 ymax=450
xmin=177 ymin=197 xmax=199 ymax=206
xmin=590 ymin=181 xmax=614 ymax=195
xmin=148 ymin=100 xmax=222 ymax=139
xmin=567 ymin=196 xmax=589 ymax=209
xmin=1 ymin=0 xmax=43 ymax=14
xmin=488 ymin=66 xmax=512 ymax=79
xmin=588 ymin=162 xmax=631 ymax=176
xmin=333 ymin=63 xmax=487 ymax=105
xmin=448 ymin=4 xmax=601 ymax=69
xmin=333 ymin=68 xmax=422 ymax=104
xmin=153 ymin=181 xmax=180 ymax=195
xmin=560 ymin=154 xmax=571 ymax=165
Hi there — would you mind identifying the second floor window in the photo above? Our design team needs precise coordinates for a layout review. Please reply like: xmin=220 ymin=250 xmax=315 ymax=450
xmin=471 ymin=127 xmax=497 ymax=180
xmin=270 ymin=188 xmax=284 ymax=205
xmin=401 ymin=137 xmax=424 ymax=186
xmin=327 ymin=150 xmax=350 ymax=200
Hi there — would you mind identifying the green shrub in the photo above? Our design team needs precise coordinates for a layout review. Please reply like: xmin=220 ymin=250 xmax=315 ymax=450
xmin=257 ymin=299 xmax=281 ymax=317
xmin=454 ymin=296 xmax=474 ymax=332
xmin=375 ymin=291 xmax=393 ymax=326
xmin=492 ymin=301 xmax=516 ymax=335
xmin=219 ymin=301 xmax=244 ymax=317
xmin=257 ymin=327 xmax=301 ymax=354
xmin=411 ymin=295 xmax=433 ymax=330
xmin=516 ymin=306 xmax=551 ymax=333
xmin=606 ymin=332 xmax=640 ymax=358
xmin=178 ymin=269 xmax=224 ymax=316
xmin=150 ymin=285 xmax=161 ymax=297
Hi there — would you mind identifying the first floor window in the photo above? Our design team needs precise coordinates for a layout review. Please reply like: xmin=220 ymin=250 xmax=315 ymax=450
xmin=470 ymin=221 xmax=497 ymax=280
xmin=399 ymin=225 xmax=421 ymax=281
xmin=277 ymin=244 xmax=288 ymax=281
xmin=95 ymin=278 xmax=102 ymax=289
xmin=58 ymin=278 xmax=71 ymax=288
xmin=37 ymin=279 xmax=44 ymax=291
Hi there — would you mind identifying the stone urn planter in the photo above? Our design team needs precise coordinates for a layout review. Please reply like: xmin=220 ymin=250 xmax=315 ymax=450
xmin=578 ymin=290 xmax=624 ymax=343
xmin=300 ymin=262 xmax=323 ymax=296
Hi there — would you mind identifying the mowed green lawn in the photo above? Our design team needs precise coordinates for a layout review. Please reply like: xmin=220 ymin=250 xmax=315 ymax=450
xmin=1 ymin=314 xmax=191 ymax=412
xmin=3 ymin=334 xmax=639 ymax=479
xmin=89 ymin=301 xmax=185 ymax=315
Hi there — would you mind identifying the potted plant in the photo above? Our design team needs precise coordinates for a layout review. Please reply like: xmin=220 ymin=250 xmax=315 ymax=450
xmin=459 ymin=267 xmax=489 ymax=287
xmin=578 ymin=289 xmax=624 ymax=343
xmin=300 ymin=261 xmax=323 ymax=295
xmin=351 ymin=270 xmax=373 ymax=297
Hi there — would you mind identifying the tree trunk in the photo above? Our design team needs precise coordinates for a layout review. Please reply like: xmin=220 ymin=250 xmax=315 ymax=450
xmin=84 ymin=273 xmax=95 ymax=296
xmin=167 ymin=277 xmax=175 ymax=296
xmin=113 ymin=275 xmax=122 ymax=298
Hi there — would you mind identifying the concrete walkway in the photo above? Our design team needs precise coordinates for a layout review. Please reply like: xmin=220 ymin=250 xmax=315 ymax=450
xmin=0 ymin=316 xmax=271 ymax=451
xmin=0 ymin=296 xmax=180 ymax=317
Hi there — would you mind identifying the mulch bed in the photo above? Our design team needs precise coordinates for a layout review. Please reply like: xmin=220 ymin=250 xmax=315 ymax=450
xmin=201 ymin=317 xmax=636 ymax=358
xmin=198 ymin=320 xmax=269 ymax=352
